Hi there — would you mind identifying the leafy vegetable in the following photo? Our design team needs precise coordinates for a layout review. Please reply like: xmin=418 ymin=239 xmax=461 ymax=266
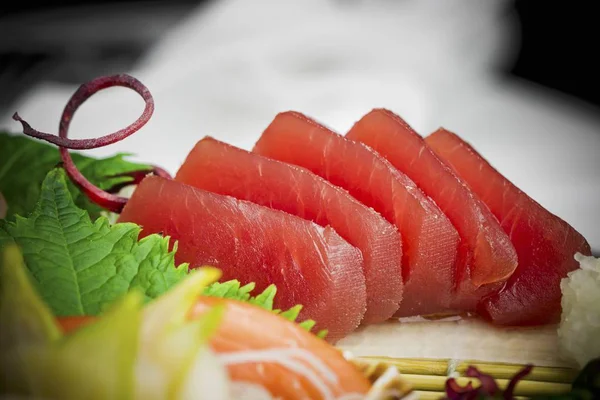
xmin=0 ymin=244 xmax=230 ymax=400
xmin=531 ymin=358 xmax=600 ymax=400
xmin=0 ymin=192 xmax=6 ymax=219
xmin=568 ymin=358 xmax=600 ymax=399
xmin=0 ymin=132 xmax=151 ymax=220
xmin=0 ymin=243 xmax=141 ymax=399
xmin=0 ymin=244 xmax=62 ymax=348
xmin=204 ymin=280 xmax=271 ymax=305
xmin=204 ymin=280 xmax=328 ymax=339
xmin=0 ymin=168 xmax=188 ymax=316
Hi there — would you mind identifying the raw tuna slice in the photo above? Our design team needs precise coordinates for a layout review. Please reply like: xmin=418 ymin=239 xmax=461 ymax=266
xmin=254 ymin=112 xmax=460 ymax=317
xmin=175 ymin=136 xmax=403 ymax=323
xmin=426 ymin=128 xmax=592 ymax=325
xmin=347 ymin=109 xmax=518 ymax=311
xmin=118 ymin=176 xmax=367 ymax=341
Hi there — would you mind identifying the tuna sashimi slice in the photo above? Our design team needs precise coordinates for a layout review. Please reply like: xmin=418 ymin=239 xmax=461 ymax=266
xmin=175 ymin=136 xmax=403 ymax=323
xmin=347 ymin=109 xmax=518 ymax=311
xmin=253 ymin=112 xmax=460 ymax=317
xmin=426 ymin=128 xmax=592 ymax=325
xmin=118 ymin=176 xmax=367 ymax=341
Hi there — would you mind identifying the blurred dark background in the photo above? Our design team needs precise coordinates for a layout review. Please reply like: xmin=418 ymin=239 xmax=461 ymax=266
xmin=0 ymin=0 xmax=598 ymax=111
xmin=508 ymin=1 xmax=599 ymax=109
xmin=0 ymin=0 xmax=208 ymax=109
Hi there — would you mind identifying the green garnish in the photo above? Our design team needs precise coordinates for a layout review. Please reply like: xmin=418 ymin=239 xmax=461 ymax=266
xmin=0 ymin=168 xmax=188 ymax=316
xmin=0 ymin=132 xmax=150 ymax=220
xmin=532 ymin=358 xmax=600 ymax=399
xmin=204 ymin=280 xmax=327 ymax=338
xmin=0 ymin=244 xmax=228 ymax=400
xmin=1 ymin=244 xmax=141 ymax=399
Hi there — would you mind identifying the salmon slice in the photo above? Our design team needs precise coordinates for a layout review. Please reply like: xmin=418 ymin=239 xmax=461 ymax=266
xmin=347 ymin=109 xmax=518 ymax=311
xmin=57 ymin=298 xmax=372 ymax=400
xmin=118 ymin=176 xmax=367 ymax=341
xmin=425 ymin=129 xmax=592 ymax=325
xmin=175 ymin=137 xmax=402 ymax=323
xmin=253 ymin=112 xmax=460 ymax=317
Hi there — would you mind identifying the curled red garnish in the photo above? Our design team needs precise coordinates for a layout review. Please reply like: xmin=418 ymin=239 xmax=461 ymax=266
xmin=465 ymin=366 xmax=499 ymax=395
xmin=445 ymin=379 xmax=478 ymax=400
xmin=503 ymin=364 xmax=533 ymax=399
xmin=13 ymin=74 xmax=170 ymax=213
xmin=445 ymin=364 xmax=533 ymax=400
xmin=13 ymin=75 xmax=154 ymax=150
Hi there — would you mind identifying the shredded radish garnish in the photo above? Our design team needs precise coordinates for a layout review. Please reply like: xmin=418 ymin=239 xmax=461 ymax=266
xmin=13 ymin=74 xmax=171 ymax=213
xmin=218 ymin=348 xmax=364 ymax=400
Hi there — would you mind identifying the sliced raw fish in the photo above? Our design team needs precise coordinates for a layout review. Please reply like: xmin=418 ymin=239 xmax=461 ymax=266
xmin=347 ymin=109 xmax=518 ymax=311
xmin=254 ymin=112 xmax=460 ymax=317
xmin=118 ymin=176 xmax=367 ymax=341
xmin=176 ymin=136 xmax=402 ymax=323
xmin=426 ymin=128 xmax=592 ymax=325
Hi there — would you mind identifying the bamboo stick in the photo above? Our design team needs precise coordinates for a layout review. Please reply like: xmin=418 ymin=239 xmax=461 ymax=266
xmin=358 ymin=357 xmax=448 ymax=376
xmin=412 ymin=390 xmax=444 ymax=400
xmin=356 ymin=356 xmax=578 ymax=383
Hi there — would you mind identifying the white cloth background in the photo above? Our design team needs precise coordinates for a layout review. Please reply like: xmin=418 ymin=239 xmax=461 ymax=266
xmin=2 ymin=0 xmax=599 ymax=248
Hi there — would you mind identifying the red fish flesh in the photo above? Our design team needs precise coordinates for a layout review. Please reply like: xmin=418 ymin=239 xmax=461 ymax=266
xmin=176 ymin=136 xmax=402 ymax=323
xmin=118 ymin=176 xmax=367 ymax=341
xmin=426 ymin=128 xmax=592 ymax=325
xmin=347 ymin=109 xmax=518 ymax=311
xmin=254 ymin=112 xmax=460 ymax=317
